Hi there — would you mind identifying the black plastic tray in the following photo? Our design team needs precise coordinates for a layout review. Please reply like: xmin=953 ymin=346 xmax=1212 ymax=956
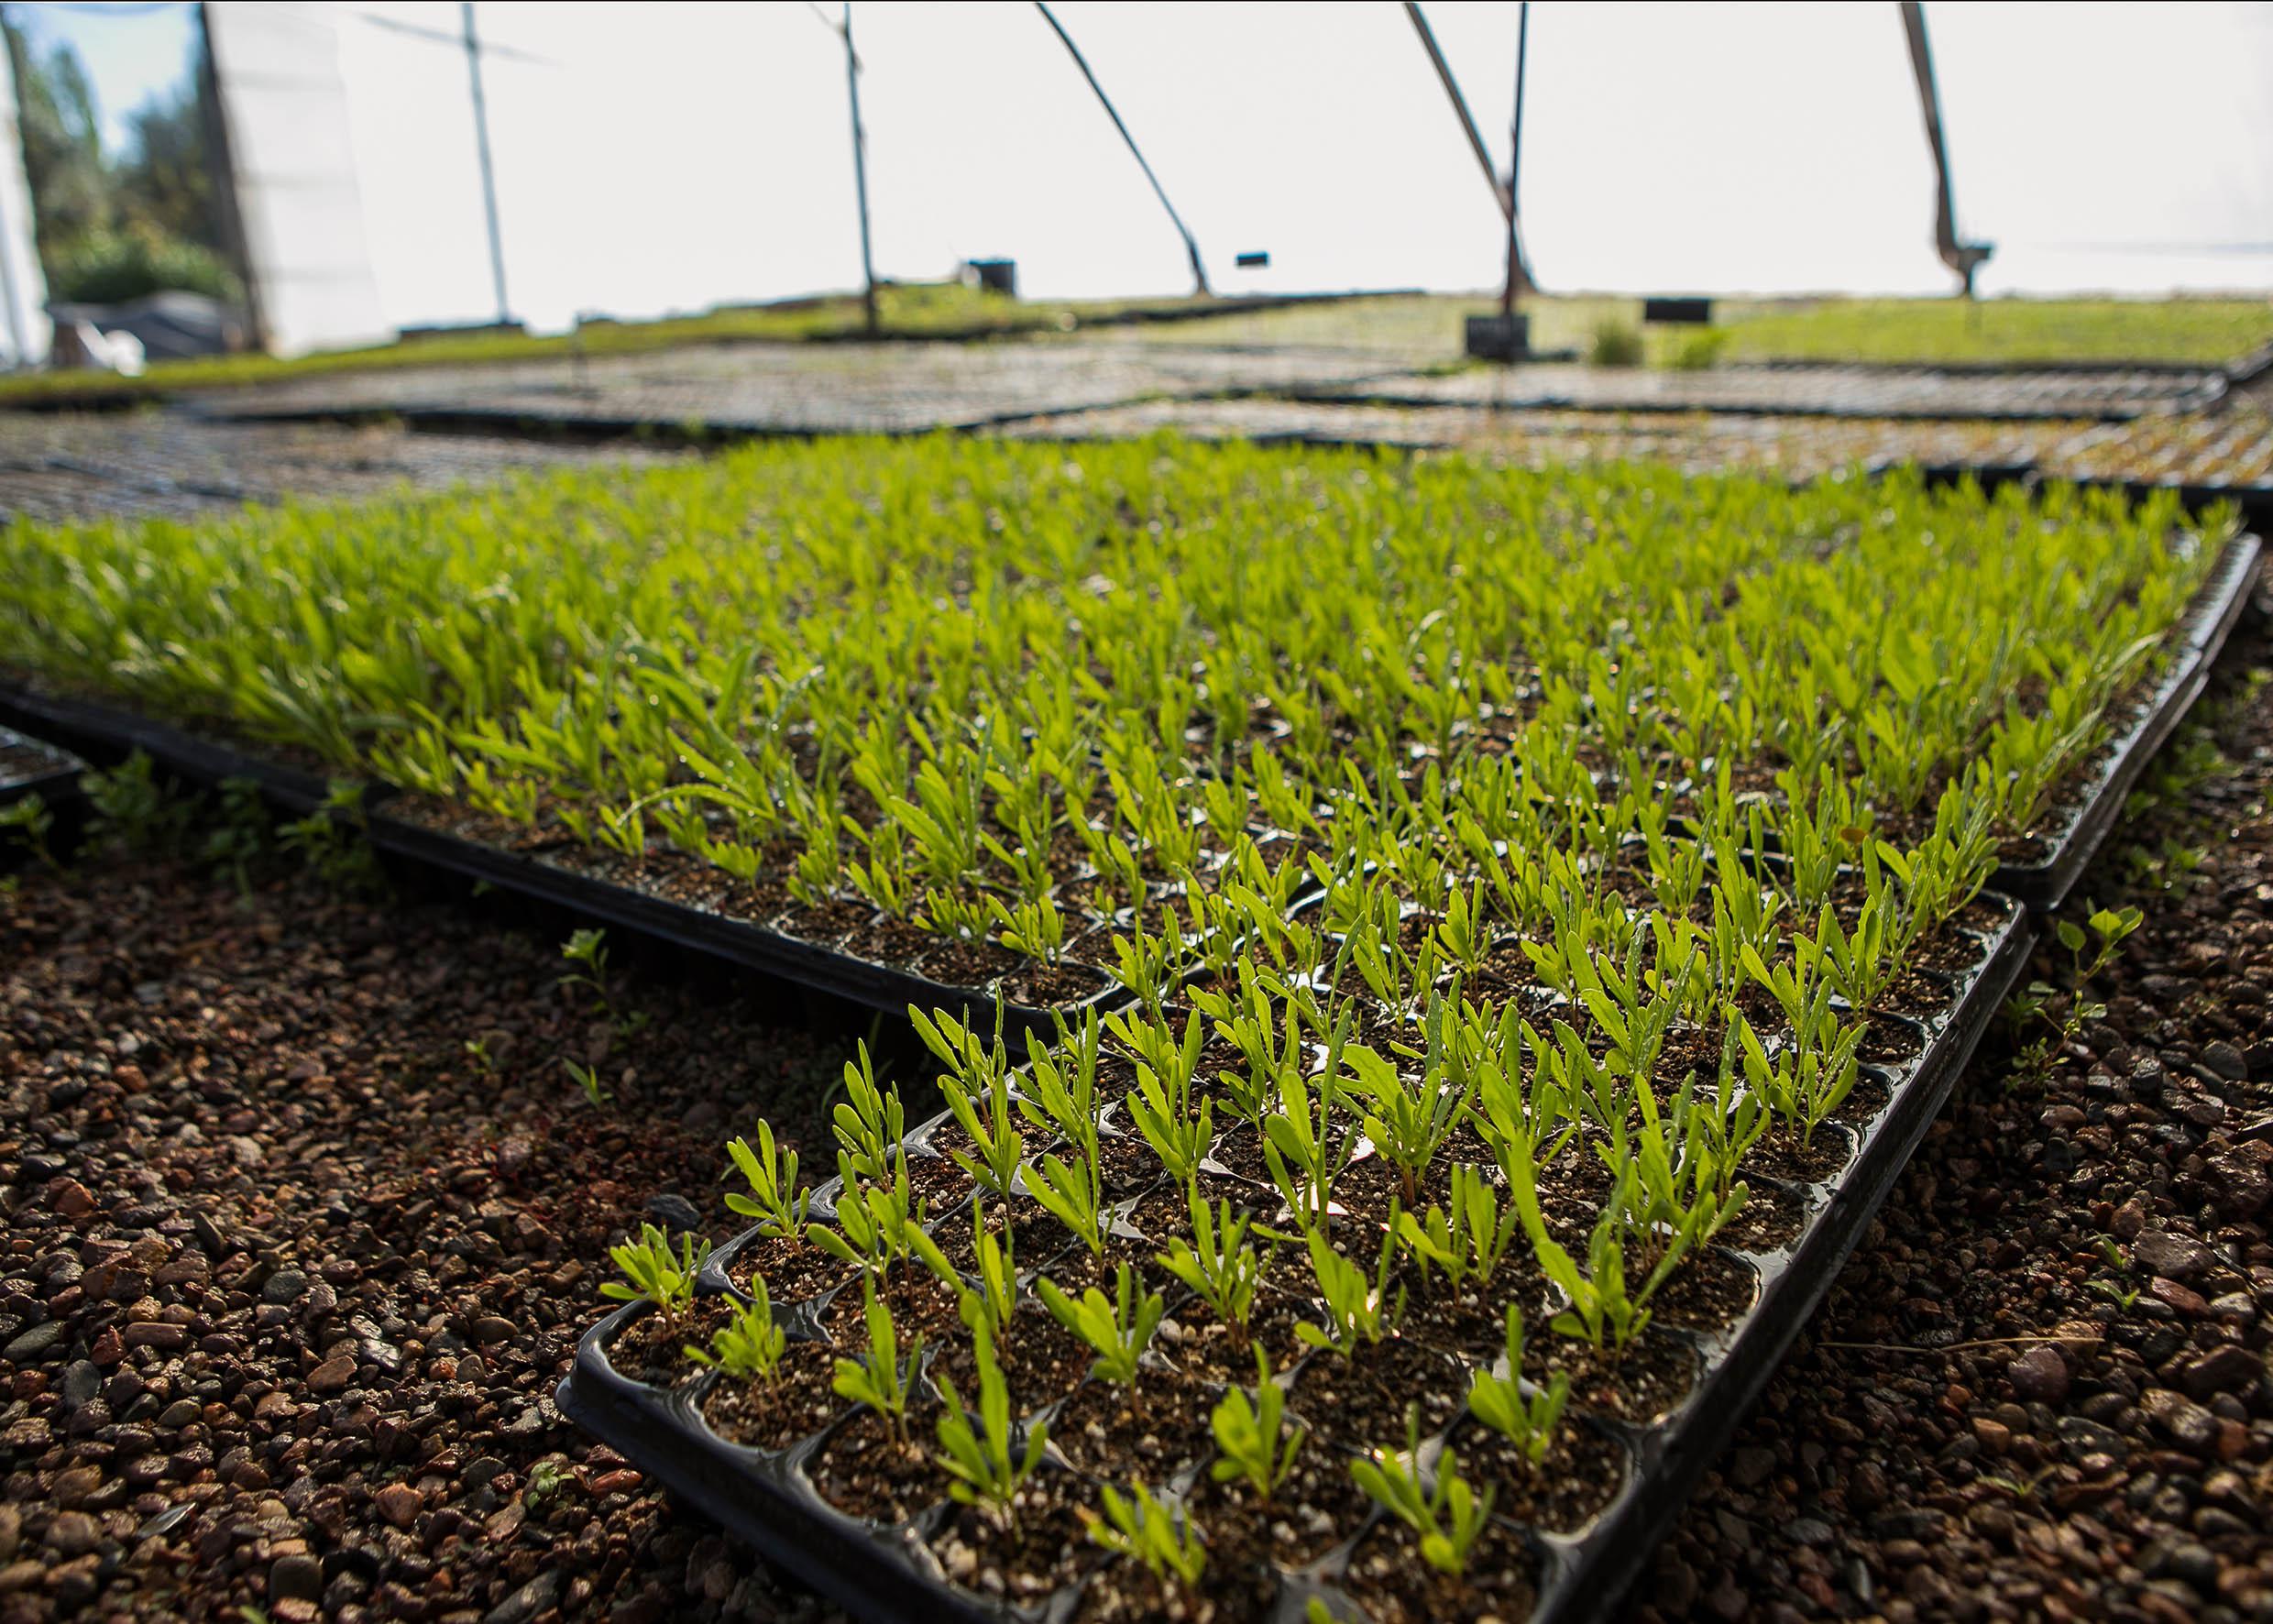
xmin=361 ymin=799 xmax=1129 ymax=1040
xmin=0 ymin=683 xmax=1130 ymax=1043
xmin=558 ymin=899 xmax=2035 ymax=1624
xmin=1987 ymin=532 xmax=2260 ymax=911
xmin=0 ymin=724 xmax=85 ymax=810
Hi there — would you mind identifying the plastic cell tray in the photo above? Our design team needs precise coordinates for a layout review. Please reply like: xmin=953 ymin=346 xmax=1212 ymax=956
xmin=558 ymin=898 xmax=2036 ymax=1624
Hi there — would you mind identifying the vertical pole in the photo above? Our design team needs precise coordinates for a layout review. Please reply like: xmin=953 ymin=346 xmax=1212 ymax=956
xmin=1035 ymin=3 xmax=1209 ymax=297
xmin=1899 ymin=0 xmax=1988 ymax=297
xmin=1405 ymin=3 xmax=1509 ymax=223
xmin=1503 ymin=0 xmax=1530 ymax=314
xmin=842 ymin=3 xmax=878 ymax=335
xmin=462 ymin=1 xmax=510 ymax=324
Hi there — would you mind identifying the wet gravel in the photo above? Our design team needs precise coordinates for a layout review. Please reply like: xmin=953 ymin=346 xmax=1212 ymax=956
xmin=1640 ymin=602 xmax=2273 ymax=1624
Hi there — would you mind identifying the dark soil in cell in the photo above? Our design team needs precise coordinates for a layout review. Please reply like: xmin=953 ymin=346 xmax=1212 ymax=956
xmin=697 ymin=1343 xmax=848 ymax=1451
xmin=813 ymin=1267 xmax=965 ymax=1349
xmin=895 ymin=1148 xmax=974 ymax=1214
xmin=806 ymin=1408 xmax=942 ymax=1524
xmin=1856 ymin=1017 xmax=1924 ymax=1068
xmin=1526 ymin=1326 xmax=1701 ymax=1426
xmin=1003 ymin=1200 xmax=1082 ymax=1267
xmin=916 ymin=1112 xmax=981 ymax=1169
xmin=1123 ymin=1175 xmax=1254 ymax=1246
xmin=1048 ymin=1371 xmax=1218 ymax=1480
xmin=1828 ymin=1064 xmax=1894 ymax=1123
xmin=923 ymin=1202 xmax=1016 ymax=1274
xmin=1084 ymin=1224 xmax=1194 ymax=1298
xmin=726 ymin=1232 xmax=854 ymax=1305
xmin=1875 ymin=963 xmax=1959 ymax=1024
xmin=1742 ymin=1123 xmax=1858 ymax=1186
xmin=917 ymin=936 xmax=1024 ymax=989
xmin=602 ymin=1298 xmax=735 ymax=1386
xmin=1906 ymin=922 xmax=1993 ymax=978
xmin=1071 ymin=1544 xmax=1279 ymax=1623
xmin=1204 ymin=1120 xmax=1276 ymax=1184
xmin=926 ymin=1478 xmax=1095 ymax=1602
xmin=1154 ymin=1294 xmax=1314 ymax=1386
xmin=1095 ymin=1129 xmax=1164 ymax=1197
xmin=1399 ymin=1271 xmax=1558 ymax=1358
xmin=1190 ymin=1451 xmax=1379 ymax=1571
xmin=1331 ymin=1150 xmax=1458 ymax=1229
xmin=1648 ymin=1247 xmax=1762 ymax=1337
xmin=928 ymin=1309 xmax=1089 ymax=1412
xmin=1713 ymin=1177 xmax=1810 ymax=1253
xmin=1290 ymin=1337 xmax=1471 ymax=1453
xmin=1532 ymin=1146 xmax=1620 ymax=1249
xmin=1452 ymin=1416 xmax=1630 ymax=1535
xmin=836 ymin=914 xmax=936 ymax=971
xmin=1003 ymin=960 xmax=1114 ymax=1009
xmin=1337 ymin=1515 xmax=1539 ymax=1624
xmin=773 ymin=893 xmax=869 ymax=949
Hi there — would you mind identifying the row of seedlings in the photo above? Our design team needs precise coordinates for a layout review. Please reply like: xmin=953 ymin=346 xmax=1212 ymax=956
xmin=0 ymin=441 xmax=2234 ymax=1017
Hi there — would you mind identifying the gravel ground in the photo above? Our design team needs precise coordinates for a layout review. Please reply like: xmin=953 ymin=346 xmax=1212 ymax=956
xmin=4 ymin=602 xmax=2273 ymax=1624
xmin=1640 ymin=602 xmax=2273 ymax=1624
xmin=0 ymin=839 xmax=848 ymax=1623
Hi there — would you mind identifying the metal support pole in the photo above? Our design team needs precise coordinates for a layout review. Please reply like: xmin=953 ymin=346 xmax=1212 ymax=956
xmin=1899 ymin=1 xmax=1991 ymax=297
xmin=1503 ymin=0 xmax=1532 ymax=312
xmin=842 ymin=3 xmax=878 ymax=335
xmin=1035 ymin=2 xmax=1209 ymax=296
xmin=1499 ymin=0 xmax=1536 ymax=311
xmin=462 ymin=2 xmax=510 ymax=324
xmin=1405 ymin=3 xmax=1510 ymax=221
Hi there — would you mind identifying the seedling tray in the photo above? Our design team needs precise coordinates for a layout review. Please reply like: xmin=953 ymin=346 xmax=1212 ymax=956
xmin=357 ymin=798 xmax=1133 ymax=1040
xmin=0 ymin=681 xmax=1132 ymax=1042
xmin=1988 ymin=532 xmax=2260 ymax=911
xmin=559 ymin=898 xmax=2034 ymax=1624
xmin=0 ymin=725 xmax=84 ymax=810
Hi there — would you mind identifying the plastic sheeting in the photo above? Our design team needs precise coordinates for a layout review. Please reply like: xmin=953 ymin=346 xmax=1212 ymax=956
xmin=0 ymin=49 xmax=49 ymax=368
xmin=206 ymin=1 xmax=391 ymax=357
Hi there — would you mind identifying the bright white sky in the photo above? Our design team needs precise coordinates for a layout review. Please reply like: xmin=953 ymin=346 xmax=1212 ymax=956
xmin=19 ymin=1 xmax=2273 ymax=335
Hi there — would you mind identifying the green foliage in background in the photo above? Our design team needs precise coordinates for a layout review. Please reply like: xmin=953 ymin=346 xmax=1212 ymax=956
xmin=3 ymin=18 xmax=239 ymax=307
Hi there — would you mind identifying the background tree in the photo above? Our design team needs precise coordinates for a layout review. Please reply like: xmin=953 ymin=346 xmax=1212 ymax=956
xmin=3 ymin=14 xmax=236 ymax=304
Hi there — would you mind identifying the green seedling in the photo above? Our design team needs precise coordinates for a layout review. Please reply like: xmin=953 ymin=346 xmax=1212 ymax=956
xmin=1158 ymin=1194 xmax=1271 ymax=1344
xmin=686 ymin=1276 xmax=787 ymax=1381
xmin=724 ymin=1122 xmax=808 ymax=1240
xmin=1210 ymin=1347 xmax=1305 ymax=1502
xmin=933 ymin=1319 xmax=1046 ymax=1527
xmin=830 ymin=1279 xmax=920 ymax=1444
xmin=1036 ymin=1262 xmax=1164 ymax=1393
xmin=601 ymin=1223 xmax=708 ymax=1317
xmin=1465 ymin=1305 xmax=1568 ymax=1467
xmin=1086 ymin=1484 xmax=1206 ymax=1589
xmin=1348 ymin=1407 xmax=1494 ymax=1577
